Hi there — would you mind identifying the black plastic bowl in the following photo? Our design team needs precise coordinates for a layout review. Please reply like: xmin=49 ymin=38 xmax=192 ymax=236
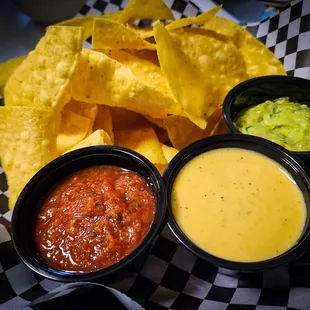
xmin=222 ymin=75 xmax=310 ymax=166
xmin=11 ymin=146 xmax=166 ymax=282
xmin=163 ymin=134 xmax=310 ymax=272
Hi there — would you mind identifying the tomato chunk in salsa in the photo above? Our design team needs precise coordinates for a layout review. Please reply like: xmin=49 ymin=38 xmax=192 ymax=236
xmin=34 ymin=166 xmax=155 ymax=272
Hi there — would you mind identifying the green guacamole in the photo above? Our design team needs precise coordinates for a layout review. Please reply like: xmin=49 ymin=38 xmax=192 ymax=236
xmin=235 ymin=98 xmax=310 ymax=152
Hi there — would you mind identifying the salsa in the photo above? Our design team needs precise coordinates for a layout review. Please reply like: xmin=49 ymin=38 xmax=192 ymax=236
xmin=235 ymin=97 xmax=310 ymax=151
xmin=34 ymin=166 xmax=155 ymax=272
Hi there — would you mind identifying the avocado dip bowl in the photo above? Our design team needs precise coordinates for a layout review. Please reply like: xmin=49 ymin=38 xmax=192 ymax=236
xmin=222 ymin=76 xmax=310 ymax=166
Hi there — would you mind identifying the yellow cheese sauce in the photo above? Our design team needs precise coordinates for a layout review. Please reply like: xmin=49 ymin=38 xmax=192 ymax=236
xmin=171 ymin=148 xmax=306 ymax=262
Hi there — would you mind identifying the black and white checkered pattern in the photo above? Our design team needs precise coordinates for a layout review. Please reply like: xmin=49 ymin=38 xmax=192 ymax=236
xmin=246 ymin=0 xmax=310 ymax=79
xmin=1 ymin=0 xmax=310 ymax=309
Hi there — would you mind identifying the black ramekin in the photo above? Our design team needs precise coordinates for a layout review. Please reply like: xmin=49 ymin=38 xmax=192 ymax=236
xmin=222 ymin=75 xmax=310 ymax=166
xmin=163 ymin=134 xmax=310 ymax=272
xmin=11 ymin=146 xmax=166 ymax=282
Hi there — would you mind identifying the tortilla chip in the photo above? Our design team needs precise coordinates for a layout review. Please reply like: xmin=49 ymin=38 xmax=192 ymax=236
xmin=156 ymin=129 xmax=169 ymax=144
xmin=93 ymin=105 xmax=114 ymax=143
xmin=115 ymin=127 xmax=167 ymax=165
xmin=155 ymin=141 xmax=177 ymax=172
xmin=164 ymin=109 xmax=222 ymax=149
xmin=144 ymin=115 xmax=165 ymax=129
xmin=66 ymin=129 xmax=112 ymax=153
xmin=141 ymin=6 xmax=221 ymax=39
xmin=0 ymin=109 xmax=4 ymax=162
xmin=72 ymin=49 xmax=181 ymax=118
xmin=0 ymin=56 xmax=25 ymax=96
xmin=155 ymin=164 xmax=166 ymax=175
xmin=171 ymin=29 xmax=248 ymax=106
xmin=57 ymin=16 xmax=94 ymax=40
xmin=56 ymin=108 xmax=91 ymax=154
xmin=0 ymin=106 xmax=59 ymax=209
xmin=118 ymin=0 xmax=174 ymax=24
xmin=66 ymin=99 xmax=98 ymax=134
xmin=202 ymin=16 xmax=286 ymax=77
xmin=92 ymin=19 xmax=156 ymax=51
xmin=130 ymin=25 xmax=154 ymax=39
xmin=161 ymin=143 xmax=178 ymax=162
xmin=154 ymin=22 xmax=206 ymax=129
xmin=240 ymin=31 xmax=286 ymax=78
xmin=126 ymin=49 xmax=159 ymax=66
xmin=106 ymin=50 xmax=172 ymax=97
xmin=56 ymin=11 xmax=122 ymax=41
xmin=166 ymin=6 xmax=220 ymax=32
xmin=66 ymin=99 xmax=98 ymax=119
xmin=139 ymin=29 xmax=154 ymax=40
xmin=111 ymin=107 xmax=149 ymax=131
xmin=110 ymin=107 xmax=166 ymax=142
xmin=164 ymin=116 xmax=205 ymax=150
xmin=211 ymin=116 xmax=231 ymax=136
xmin=5 ymin=26 xmax=84 ymax=109
xmin=202 ymin=16 xmax=243 ymax=47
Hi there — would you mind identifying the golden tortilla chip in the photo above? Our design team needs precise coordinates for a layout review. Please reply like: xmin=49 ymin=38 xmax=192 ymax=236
xmin=141 ymin=6 xmax=221 ymax=39
xmin=139 ymin=29 xmax=155 ymax=40
xmin=110 ymin=107 xmax=166 ymax=142
xmin=156 ymin=129 xmax=169 ymax=144
xmin=152 ymin=126 xmax=168 ymax=145
xmin=202 ymin=16 xmax=243 ymax=47
xmin=56 ymin=108 xmax=91 ymax=154
xmin=0 ymin=110 xmax=4 ymax=163
xmin=57 ymin=16 xmax=94 ymax=40
xmin=155 ymin=137 xmax=178 ymax=175
xmin=93 ymin=105 xmax=114 ymax=143
xmin=161 ymin=143 xmax=178 ymax=162
xmin=118 ymin=0 xmax=174 ymax=24
xmin=5 ymin=26 xmax=84 ymax=109
xmin=66 ymin=99 xmax=98 ymax=119
xmin=92 ymin=19 xmax=156 ymax=51
xmin=66 ymin=129 xmax=112 ymax=153
xmin=0 ymin=56 xmax=25 ymax=96
xmin=202 ymin=16 xmax=286 ymax=77
xmin=0 ymin=106 xmax=59 ymax=209
xmin=240 ymin=31 xmax=286 ymax=78
xmin=164 ymin=116 xmax=205 ymax=150
xmin=164 ymin=109 xmax=222 ymax=149
xmin=56 ymin=11 xmax=122 ymax=40
xmin=171 ymin=29 xmax=248 ymax=106
xmin=211 ymin=116 xmax=231 ymax=136
xmin=106 ymin=50 xmax=172 ymax=97
xmin=154 ymin=22 xmax=206 ymax=129
xmin=130 ymin=25 xmax=154 ymax=39
xmin=111 ymin=107 xmax=150 ymax=131
xmin=126 ymin=49 xmax=159 ymax=66
xmin=66 ymin=99 xmax=98 ymax=134
xmin=166 ymin=6 xmax=220 ymax=32
xmin=144 ymin=115 xmax=165 ymax=130
xmin=115 ymin=127 xmax=167 ymax=165
xmin=155 ymin=164 xmax=166 ymax=175
xmin=72 ymin=49 xmax=181 ymax=118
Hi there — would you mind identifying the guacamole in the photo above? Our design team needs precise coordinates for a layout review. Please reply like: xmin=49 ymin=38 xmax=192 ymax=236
xmin=235 ymin=98 xmax=310 ymax=152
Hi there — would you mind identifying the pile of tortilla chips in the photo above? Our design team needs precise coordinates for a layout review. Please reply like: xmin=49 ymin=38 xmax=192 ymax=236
xmin=0 ymin=0 xmax=286 ymax=209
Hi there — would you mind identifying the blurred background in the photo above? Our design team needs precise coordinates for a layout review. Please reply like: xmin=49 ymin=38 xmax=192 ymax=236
xmin=0 ymin=0 xmax=293 ymax=64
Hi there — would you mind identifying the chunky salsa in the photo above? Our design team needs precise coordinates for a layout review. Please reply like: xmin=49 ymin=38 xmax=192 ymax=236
xmin=34 ymin=166 xmax=155 ymax=272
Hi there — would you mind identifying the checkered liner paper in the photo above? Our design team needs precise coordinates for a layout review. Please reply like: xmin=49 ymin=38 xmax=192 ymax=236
xmin=1 ymin=0 xmax=310 ymax=309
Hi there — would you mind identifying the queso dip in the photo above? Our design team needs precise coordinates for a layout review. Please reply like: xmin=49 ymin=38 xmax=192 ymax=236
xmin=171 ymin=148 xmax=306 ymax=262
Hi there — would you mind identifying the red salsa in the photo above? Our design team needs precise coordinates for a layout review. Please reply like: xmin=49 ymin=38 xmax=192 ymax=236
xmin=34 ymin=166 xmax=155 ymax=272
